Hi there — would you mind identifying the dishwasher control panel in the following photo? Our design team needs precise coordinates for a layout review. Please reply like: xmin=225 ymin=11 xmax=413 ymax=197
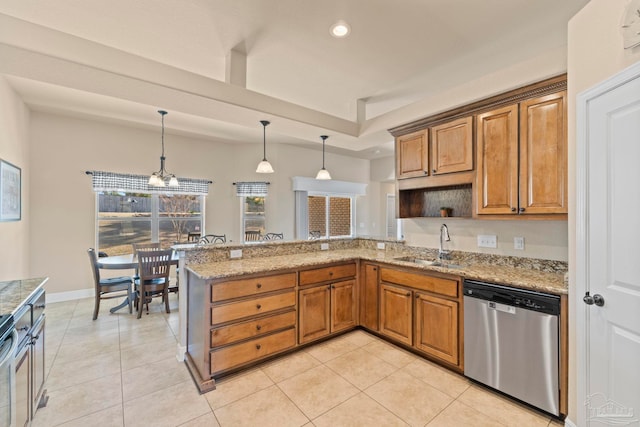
xmin=464 ymin=280 xmax=560 ymax=315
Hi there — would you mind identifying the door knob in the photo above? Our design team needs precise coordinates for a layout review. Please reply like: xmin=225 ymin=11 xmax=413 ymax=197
xmin=583 ymin=292 xmax=605 ymax=307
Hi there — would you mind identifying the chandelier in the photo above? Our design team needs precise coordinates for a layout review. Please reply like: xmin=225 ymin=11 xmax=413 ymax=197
xmin=148 ymin=110 xmax=179 ymax=187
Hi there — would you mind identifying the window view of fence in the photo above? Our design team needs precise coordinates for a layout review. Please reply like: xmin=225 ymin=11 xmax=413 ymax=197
xmin=97 ymin=192 xmax=203 ymax=255
xmin=243 ymin=196 xmax=266 ymax=241
xmin=308 ymin=195 xmax=352 ymax=239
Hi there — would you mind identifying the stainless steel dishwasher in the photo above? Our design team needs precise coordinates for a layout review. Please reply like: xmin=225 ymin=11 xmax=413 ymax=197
xmin=463 ymin=279 xmax=560 ymax=416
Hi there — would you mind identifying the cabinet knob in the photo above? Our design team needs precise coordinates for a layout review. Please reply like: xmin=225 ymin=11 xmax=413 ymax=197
xmin=406 ymin=292 xmax=411 ymax=297
xmin=373 ymin=267 xmax=377 ymax=271
xmin=256 ymin=344 xmax=261 ymax=350
xmin=415 ymin=294 xmax=419 ymax=298
xmin=256 ymin=325 xmax=262 ymax=331
xmin=424 ymin=170 xmax=428 ymax=175
xmin=511 ymin=207 xmax=517 ymax=212
xmin=329 ymin=272 xmax=333 ymax=276
xmin=519 ymin=207 xmax=525 ymax=213
xmin=256 ymin=283 xmax=262 ymax=289
xmin=331 ymin=285 xmax=335 ymax=289
xmin=432 ymin=169 xmax=436 ymax=173
xmin=18 ymin=325 xmax=29 ymax=332
xmin=256 ymin=304 xmax=262 ymax=310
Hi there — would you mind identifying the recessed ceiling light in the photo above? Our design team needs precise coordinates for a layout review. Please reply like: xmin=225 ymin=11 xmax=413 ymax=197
xmin=330 ymin=21 xmax=351 ymax=38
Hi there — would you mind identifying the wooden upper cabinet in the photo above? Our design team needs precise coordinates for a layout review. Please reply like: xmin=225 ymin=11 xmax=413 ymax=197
xmin=431 ymin=117 xmax=473 ymax=175
xmin=519 ymin=91 xmax=567 ymax=214
xmin=396 ymin=130 xmax=429 ymax=179
xmin=476 ymin=104 xmax=519 ymax=214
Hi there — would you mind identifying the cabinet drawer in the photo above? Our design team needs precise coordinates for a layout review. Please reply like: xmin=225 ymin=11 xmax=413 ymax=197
xmin=380 ymin=268 xmax=458 ymax=298
xmin=211 ymin=291 xmax=296 ymax=325
xmin=210 ymin=328 xmax=296 ymax=374
xmin=212 ymin=272 xmax=296 ymax=302
xmin=211 ymin=310 xmax=296 ymax=348
xmin=299 ymin=263 xmax=356 ymax=286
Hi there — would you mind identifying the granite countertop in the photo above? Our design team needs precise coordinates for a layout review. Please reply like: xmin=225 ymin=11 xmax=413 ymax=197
xmin=187 ymin=249 xmax=567 ymax=295
xmin=0 ymin=277 xmax=49 ymax=315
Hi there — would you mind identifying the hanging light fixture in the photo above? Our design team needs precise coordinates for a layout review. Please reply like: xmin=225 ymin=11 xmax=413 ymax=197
xmin=148 ymin=110 xmax=179 ymax=187
xmin=315 ymin=135 xmax=332 ymax=180
xmin=256 ymin=120 xmax=274 ymax=173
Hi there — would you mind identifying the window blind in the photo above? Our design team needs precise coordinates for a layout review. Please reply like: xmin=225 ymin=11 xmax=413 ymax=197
xmin=87 ymin=171 xmax=211 ymax=195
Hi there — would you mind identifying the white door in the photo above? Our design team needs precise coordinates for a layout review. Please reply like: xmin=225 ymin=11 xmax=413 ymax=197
xmin=577 ymin=62 xmax=640 ymax=426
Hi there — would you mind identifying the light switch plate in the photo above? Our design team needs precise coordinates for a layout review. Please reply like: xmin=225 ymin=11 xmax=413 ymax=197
xmin=230 ymin=249 xmax=242 ymax=258
xmin=514 ymin=237 xmax=525 ymax=250
xmin=377 ymin=242 xmax=385 ymax=250
xmin=320 ymin=243 xmax=329 ymax=250
xmin=477 ymin=235 xmax=497 ymax=248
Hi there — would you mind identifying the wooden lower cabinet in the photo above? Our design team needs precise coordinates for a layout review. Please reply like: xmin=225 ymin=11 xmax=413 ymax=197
xmin=379 ymin=283 xmax=413 ymax=346
xmin=414 ymin=292 xmax=459 ymax=365
xmin=299 ymin=284 xmax=331 ymax=343
xmin=299 ymin=279 xmax=357 ymax=344
xmin=359 ymin=263 xmax=379 ymax=331
xmin=210 ymin=328 xmax=296 ymax=374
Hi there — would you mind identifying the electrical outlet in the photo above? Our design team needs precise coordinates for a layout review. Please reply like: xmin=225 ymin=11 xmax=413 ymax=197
xmin=230 ymin=249 xmax=242 ymax=258
xmin=477 ymin=235 xmax=497 ymax=248
xmin=514 ymin=237 xmax=525 ymax=250
xmin=377 ymin=242 xmax=385 ymax=250
xmin=320 ymin=243 xmax=329 ymax=250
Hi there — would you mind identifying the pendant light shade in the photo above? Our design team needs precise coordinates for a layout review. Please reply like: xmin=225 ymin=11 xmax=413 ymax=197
xmin=316 ymin=135 xmax=332 ymax=180
xmin=256 ymin=120 xmax=274 ymax=173
xmin=149 ymin=110 xmax=179 ymax=187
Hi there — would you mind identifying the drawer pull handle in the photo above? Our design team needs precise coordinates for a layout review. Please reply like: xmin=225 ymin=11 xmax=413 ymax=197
xmin=256 ymin=283 xmax=262 ymax=289
xmin=18 ymin=325 xmax=29 ymax=332
xmin=329 ymin=272 xmax=333 ymax=276
xmin=34 ymin=303 xmax=46 ymax=309
xmin=256 ymin=344 xmax=261 ymax=350
xmin=256 ymin=304 xmax=262 ymax=310
xmin=256 ymin=325 xmax=262 ymax=331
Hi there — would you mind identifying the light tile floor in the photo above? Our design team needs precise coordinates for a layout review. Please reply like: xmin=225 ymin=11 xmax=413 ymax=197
xmin=33 ymin=296 xmax=565 ymax=427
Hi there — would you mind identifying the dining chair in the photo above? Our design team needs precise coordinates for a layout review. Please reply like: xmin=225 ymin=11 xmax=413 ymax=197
xmin=245 ymin=230 xmax=262 ymax=242
xmin=88 ymin=248 xmax=133 ymax=320
xmin=309 ymin=230 xmax=321 ymax=239
xmin=263 ymin=232 xmax=284 ymax=240
xmin=199 ymin=234 xmax=226 ymax=244
xmin=135 ymin=249 xmax=173 ymax=318
xmin=187 ymin=231 xmax=201 ymax=242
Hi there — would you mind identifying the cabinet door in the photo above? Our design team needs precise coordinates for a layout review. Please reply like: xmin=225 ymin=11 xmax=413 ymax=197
xmin=414 ymin=293 xmax=459 ymax=366
xmin=379 ymin=284 xmax=412 ymax=346
xmin=476 ymin=104 xmax=519 ymax=214
xmin=360 ymin=264 xmax=379 ymax=331
xmin=396 ymin=130 xmax=429 ymax=179
xmin=519 ymin=91 xmax=567 ymax=214
xmin=431 ymin=117 xmax=473 ymax=175
xmin=298 ymin=285 xmax=331 ymax=344
xmin=331 ymin=279 xmax=357 ymax=333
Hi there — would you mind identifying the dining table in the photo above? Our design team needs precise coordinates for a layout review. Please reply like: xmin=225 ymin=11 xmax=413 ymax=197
xmin=97 ymin=252 xmax=179 ymax=313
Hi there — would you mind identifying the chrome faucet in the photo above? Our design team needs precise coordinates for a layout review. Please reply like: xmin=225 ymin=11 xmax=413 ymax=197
xmin=439 ymin=224 xmax=451 ymax=261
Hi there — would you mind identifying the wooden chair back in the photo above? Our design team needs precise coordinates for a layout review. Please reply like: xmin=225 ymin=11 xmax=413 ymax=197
xmin=137 ymin=249 xmax=173 ymax=283
xmin=132 ymin=242 xmax=161 ymax=254
xmin=87 ymin=248 xmax=102 ymax=284
xmin=245 ymin=230 xmax=262 ymax=241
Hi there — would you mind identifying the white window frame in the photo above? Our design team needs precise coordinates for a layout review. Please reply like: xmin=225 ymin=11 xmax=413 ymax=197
xmin=240 ymin=195 xmax=267 ymax=243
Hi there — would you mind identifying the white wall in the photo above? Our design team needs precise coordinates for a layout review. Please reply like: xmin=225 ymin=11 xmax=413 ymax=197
xmin=567 ymin=0 xmax=640 ymax=422
xmin=28 ymin=112 xmax=371 ymax=295
xmin=0 ymin=76 xmax=30 ymax=280
xmin=402 ymin=219 xmax=568 ymax=261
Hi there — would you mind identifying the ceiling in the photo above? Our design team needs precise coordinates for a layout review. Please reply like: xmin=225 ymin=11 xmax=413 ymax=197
xmin=0 ymin=0 xmax=589 ymax=159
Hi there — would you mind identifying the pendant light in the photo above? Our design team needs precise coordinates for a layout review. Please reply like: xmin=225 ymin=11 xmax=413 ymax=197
xmin=315 ymin=135 xmax=332 ymax=180
xmin=148 ymin=110 xmax=179 ymax=187
xmin=256 ymin=120 xmax=274 ymax=173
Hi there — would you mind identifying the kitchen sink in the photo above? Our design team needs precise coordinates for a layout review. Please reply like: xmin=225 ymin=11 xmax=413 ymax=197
xmin=393 ymin=256 xmax=464 ymax=269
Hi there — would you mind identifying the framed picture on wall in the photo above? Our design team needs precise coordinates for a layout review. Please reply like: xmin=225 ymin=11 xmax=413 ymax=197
xmin=0 ymin=159 xmax=21 ymax=221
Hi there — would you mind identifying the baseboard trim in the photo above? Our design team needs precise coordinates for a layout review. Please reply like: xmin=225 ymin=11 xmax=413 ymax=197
xmin=46 ymin=288 xmax=93 ymax=303
xmin=564 ymin=417 xmax=577 ymax=427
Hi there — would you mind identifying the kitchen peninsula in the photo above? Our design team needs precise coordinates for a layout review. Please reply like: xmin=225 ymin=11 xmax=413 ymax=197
xmin=178 ymin=238 xmax=568 ymax=415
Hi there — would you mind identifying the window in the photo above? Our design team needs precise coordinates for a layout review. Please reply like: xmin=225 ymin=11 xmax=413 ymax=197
xmin=97 ymin=192 xmax=203 ymax=255
xmin=242 ymin=196 xmax=266 ymax=240
xmin=308 ymin=194 xmax=354 ymax=239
